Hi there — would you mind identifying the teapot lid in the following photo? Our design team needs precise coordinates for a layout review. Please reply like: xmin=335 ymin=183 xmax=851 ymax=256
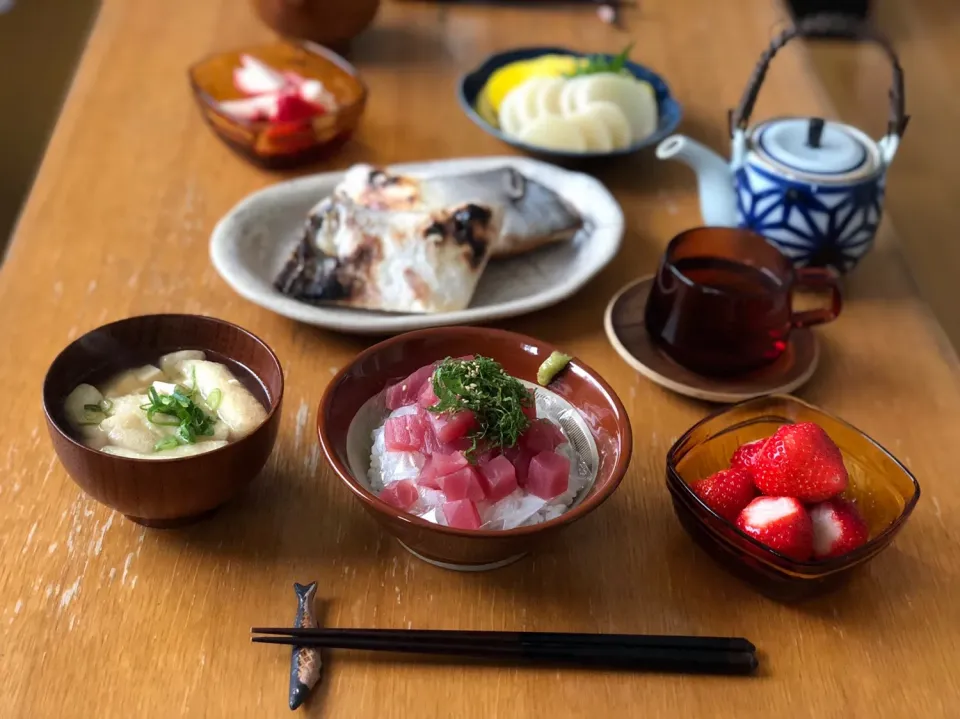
xmin=752 ymin=117 xmax=881 ymax=180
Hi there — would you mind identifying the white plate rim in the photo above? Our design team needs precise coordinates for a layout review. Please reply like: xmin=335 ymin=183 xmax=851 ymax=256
xmin=209 ymin=156 xmax=624 ymax=334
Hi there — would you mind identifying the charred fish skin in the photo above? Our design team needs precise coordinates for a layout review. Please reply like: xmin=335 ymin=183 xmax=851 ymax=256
xmin=288 ymin=581 xmax=322 ymax=711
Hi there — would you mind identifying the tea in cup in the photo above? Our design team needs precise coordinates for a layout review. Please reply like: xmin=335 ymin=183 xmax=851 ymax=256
xmin=644 ymin=227 xmax=841 ymax=376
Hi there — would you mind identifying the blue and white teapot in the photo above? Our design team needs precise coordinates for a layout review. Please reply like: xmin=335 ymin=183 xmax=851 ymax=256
xmin=656 ymin=15 xmax=908 ymax=274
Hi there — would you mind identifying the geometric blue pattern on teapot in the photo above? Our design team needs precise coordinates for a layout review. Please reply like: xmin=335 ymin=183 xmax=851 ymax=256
xmin=736 ymin=162 xmax=885 ymax=274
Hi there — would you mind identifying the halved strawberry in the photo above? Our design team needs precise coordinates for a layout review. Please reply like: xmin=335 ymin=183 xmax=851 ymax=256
xmin=751 ymin=422 xmax=848 ymax=503
xmin=691 ymin=468 xmax=756 ymax=522
xmin=735 ymin=496 xmax=813 ymax=561
xmin=272 ymin=91 xmax=322 ymax=124
xmin=809 ymin=498 xmax=869 ymax=559
xmin=730 ymin=439 xmax=765 ymax=471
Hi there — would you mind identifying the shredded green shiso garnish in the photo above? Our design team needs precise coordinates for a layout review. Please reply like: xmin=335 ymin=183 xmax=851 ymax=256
xmin=428 ymin=356 xmax=533 ymax=460
xmin=567 ymin=43 xmax=634 ymax=78
xmin=139 ymin=374 xmax=217 ymax=452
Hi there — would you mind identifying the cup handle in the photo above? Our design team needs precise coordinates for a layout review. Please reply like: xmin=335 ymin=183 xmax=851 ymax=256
xmin=791 ymin=268 xmax=842 ymax=328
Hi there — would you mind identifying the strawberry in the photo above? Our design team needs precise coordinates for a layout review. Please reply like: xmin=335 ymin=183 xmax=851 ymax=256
xmin=730 ymin=439 xmax=765 ymax=471
xmin=735 ymin=496 xmax=813 ymax=561
xmin=750 ymin=422 xmax=848 ymax=503
xmin=809 ymin=498 xmax=869 ymax=559
xmin=691 ymin=468 xmax=756 ymax=522
xmin=272 ymin=91 xmax=322 ymax=124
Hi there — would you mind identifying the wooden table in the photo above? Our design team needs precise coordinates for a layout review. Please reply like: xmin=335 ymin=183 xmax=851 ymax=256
xmin=2 ymin=1 xmax=959 ymax=716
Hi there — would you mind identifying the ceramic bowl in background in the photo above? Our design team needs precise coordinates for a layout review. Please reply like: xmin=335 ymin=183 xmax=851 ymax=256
xmin=666 ymin=394 xmax=920 ymax=600
xmin=251 ymin=0 xmax=380 ymax=51
xmin=43 ymin=315 xmax=284 ymax=527
xmin=188 ymin=41 xmax=367 ymax=169
xmin=458 ymin=46 xmax=682 ymax=161
xmin=318 ymin=326 xmax=633 ymax=570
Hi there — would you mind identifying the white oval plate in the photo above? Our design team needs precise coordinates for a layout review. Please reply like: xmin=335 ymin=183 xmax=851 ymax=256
xmin=210 ymin=156 xmax=624 ymax=335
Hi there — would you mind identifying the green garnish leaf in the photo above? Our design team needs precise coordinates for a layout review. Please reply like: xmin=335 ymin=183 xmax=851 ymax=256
xmin=79 ymin=399 xmax=113 ymax=425
xmin=567 ymin=43 xmax=635 ymax=78
xmin=207 ymin=388 xmax=223 ymax=412
xmin=153 ymin=436 xmax=180 ymax=452
xmin=140 ymin=384 xmax=217 ymax=449
xmin=428 ymin=356 xmax=534 ymax=460
xmin=537 ymin=351 xmax=572 ymax=386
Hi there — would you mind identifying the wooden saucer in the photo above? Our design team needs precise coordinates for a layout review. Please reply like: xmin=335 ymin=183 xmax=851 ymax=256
xmin=604 ymin=276 xmax=819 ymax=403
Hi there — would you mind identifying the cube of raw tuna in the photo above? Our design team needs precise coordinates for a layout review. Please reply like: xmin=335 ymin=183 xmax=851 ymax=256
xmin=379 ymin=480 xmax=419 ymax=510
xmin=526 ymin=451 xmax=571 ymax=500
xmin=384 ymin=413 xmax=428 ymax=452
xmin=503 ymin=445 xmax=536 ymax=486
xmin=520 ymin=419 xmax=566 ymax=453
xmin=478 ymin=455 xmax=518 ymax=502
xmin=439 ymin=466 xmax=487 ymax=502
xmin=385 ymin=363 xmax=438 ymax=410
xmin=417 ymin=451 xmax=469 ymax=489
xmin=418 ymin=381 xmax=439 ymax=408
xmin=442 ymin=499 xmax=481 ymax=530
xmin=428 ymin=410 xmax=477 ymax=444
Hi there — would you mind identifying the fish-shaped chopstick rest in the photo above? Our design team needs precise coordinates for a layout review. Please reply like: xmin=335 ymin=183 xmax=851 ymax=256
xmin=288 ymin=581 xmax=322 ymax=711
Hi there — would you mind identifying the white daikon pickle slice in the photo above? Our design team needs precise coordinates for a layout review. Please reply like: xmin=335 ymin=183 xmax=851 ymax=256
xmin=575 ymin=73 xmax=658 ymax=142
xmin=575 ymin=101 xmax=632 ymax=150
xmin=518 ymin=115 xmax=587 ymax=153
xmin=536 ymin=77 xmax=565 ymax=117
xmin=559 ymin=77 xmax=590 ymax=116
xmin=568 ymin=107 xmax=614 ymax=152
xmin=498 ymin=85 xmax=527 ymax=136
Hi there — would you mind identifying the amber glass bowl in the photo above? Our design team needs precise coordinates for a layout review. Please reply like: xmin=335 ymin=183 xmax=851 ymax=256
xmin=666 ymin=395 xmax=920 ymax=600
xmin=188 ymin=41 xmax=366 ymax=169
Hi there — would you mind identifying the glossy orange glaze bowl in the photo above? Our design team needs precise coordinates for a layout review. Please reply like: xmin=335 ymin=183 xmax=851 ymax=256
xmin=667 ymin=395 xmax=920 ymax=600
xmin=189 ymin=41 xmax=367 ymax=169
xmin=318 ymin=327 xmax=633 ymax=571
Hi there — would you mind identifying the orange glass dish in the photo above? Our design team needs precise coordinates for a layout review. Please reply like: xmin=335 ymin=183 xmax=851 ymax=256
xmin=188 ymin=41 xmax=366 ymax=169
xmin=666 ymin=395 xmax=920 ymax=600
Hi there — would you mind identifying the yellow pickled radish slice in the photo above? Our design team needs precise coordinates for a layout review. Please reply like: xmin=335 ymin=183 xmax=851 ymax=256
xmin=536 ymin=77 xmax=566 ymax=117
xmin=574 ymin=101 xmax=632 ymax=150
xmin=574 ymin=73 xmax=659 ymax=142
xmin=568 ymin=106 xmax=615 ymax=152
xmin=518 ymin=115 xmax=587 ymax=152
xmin=482 ymin=55 xmax=580 ymax=113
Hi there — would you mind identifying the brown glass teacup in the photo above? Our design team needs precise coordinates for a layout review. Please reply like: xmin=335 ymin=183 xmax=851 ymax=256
xmin=644 ymin=227 xmax=842 ymax=376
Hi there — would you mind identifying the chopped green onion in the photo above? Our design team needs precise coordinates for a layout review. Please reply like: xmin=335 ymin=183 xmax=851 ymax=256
xmin=207 ymin=388 xmax=223 ymax=411
xmin=79 ymin=399 xmax=114 ymax=425
xmin=139 ymin=384 xmax=216 ymax=446
xmin=567 ymin=43 xmax=635 ymax=78
xmin=153 ymin=436 xmax=180 ymax=452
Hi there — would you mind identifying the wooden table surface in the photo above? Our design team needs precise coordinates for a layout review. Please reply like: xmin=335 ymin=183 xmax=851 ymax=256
xmin=3 ymin=1 xmax=959 ymax=716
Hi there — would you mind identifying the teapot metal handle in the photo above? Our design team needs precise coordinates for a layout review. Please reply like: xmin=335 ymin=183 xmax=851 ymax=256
xmin=729 ymin=14 xmax=909 ymax=166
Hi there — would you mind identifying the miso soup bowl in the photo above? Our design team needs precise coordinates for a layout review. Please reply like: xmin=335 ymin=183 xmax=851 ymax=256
xmin=667 ymin=395 xmax=921 ymax=601
xmin=43 ymin=315 xmax=284 ymax=527
xmin=318 ymin=326 xmax=632 ymax=571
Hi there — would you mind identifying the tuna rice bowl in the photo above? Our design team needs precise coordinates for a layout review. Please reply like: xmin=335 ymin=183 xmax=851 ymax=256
xmin=354 ymin=355 xmax=598 ymax=531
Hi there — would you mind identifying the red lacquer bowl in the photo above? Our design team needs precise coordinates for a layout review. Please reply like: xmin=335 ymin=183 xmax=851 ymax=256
xmin=318 ymin=327 xmax=633 ymax=571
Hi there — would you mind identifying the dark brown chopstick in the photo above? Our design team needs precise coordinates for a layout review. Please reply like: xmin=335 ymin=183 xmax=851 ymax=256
xmin=251 ymin=628 xmax=758 ymax=676
xmin=252 ymin=627 xmax=755 ymax=654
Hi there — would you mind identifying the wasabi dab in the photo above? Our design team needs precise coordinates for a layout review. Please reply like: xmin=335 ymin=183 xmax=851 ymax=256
xmin=537 ymin=351 xmax=572 ymax=386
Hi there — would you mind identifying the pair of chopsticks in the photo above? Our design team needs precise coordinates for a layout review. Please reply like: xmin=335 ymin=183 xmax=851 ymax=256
xmin=252 ymin=627 xmax=758 ymax=675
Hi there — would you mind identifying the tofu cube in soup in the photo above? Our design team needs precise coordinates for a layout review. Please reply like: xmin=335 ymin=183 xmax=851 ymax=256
xmin=442 ymin=499 xmax=482 ymax=530
xmin=100 ymin=364 xmax=164 ymax=398
xmin=159 ymin=350 xmax=206 ymax=377
xmin=526 ymin=451 xmax=571 ymax=500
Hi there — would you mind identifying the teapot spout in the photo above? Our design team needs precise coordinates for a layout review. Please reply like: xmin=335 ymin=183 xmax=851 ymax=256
xmin=656 ymin=135 xmax=738 ymax=227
